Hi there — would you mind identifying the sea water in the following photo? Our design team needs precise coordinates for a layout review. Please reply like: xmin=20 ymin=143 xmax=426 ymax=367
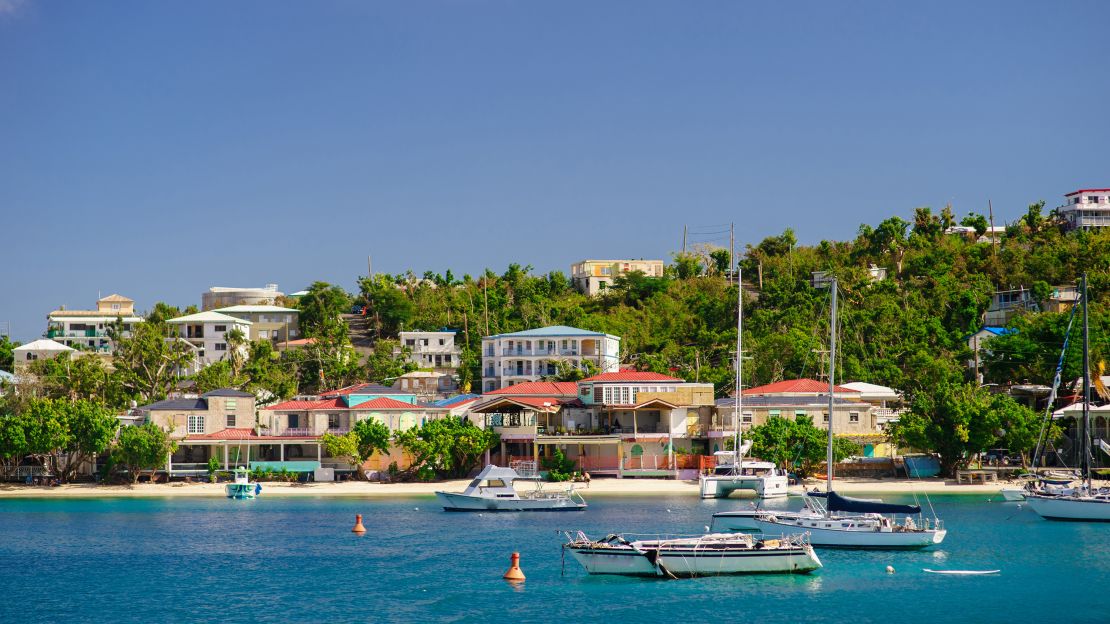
xmin=0 ymin=492 xmax=1105 ymax=623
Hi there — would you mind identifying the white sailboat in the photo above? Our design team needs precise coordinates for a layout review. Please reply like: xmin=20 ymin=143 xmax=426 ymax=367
xmin=699 ymin=267 xmax=790 ymax=499
xmin=712 ymin=277 xmax=947 ymax=548
xmin=1026 ymin=275 xmax=1110 ymax=522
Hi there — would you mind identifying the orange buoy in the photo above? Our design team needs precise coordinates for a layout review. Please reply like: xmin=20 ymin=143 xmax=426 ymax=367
xmin=502 ymin=552 xmax=525 ymax=582
xmin=352 ymin=514 xmax=366 ymax=534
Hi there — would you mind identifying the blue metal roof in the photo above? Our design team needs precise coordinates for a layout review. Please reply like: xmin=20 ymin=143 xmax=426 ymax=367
xmin=490 ymin=325 xmax=610 ymax=338
xmin=429 ymin=393 xmax=481 ymax=407
xmin=141 ymin=398 xmax=209 ymax=411
xmin=981 ymin=326 xmax=1016 ymax=336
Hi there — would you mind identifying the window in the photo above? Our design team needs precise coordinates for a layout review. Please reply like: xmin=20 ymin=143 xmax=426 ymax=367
xmin=421 ymin=339 xmax=429 ymax=346
xmin=259 ymin=330 xmax=269 ymax=339
xmin=603 ymin=387 xmax=613 ymax=404
xmin=581 ymin=385 xmax=591 ymax=396
xmin=226 ymin=414 xmax=236 ymax=427
xmin=111 ymin=303 xmax=121 ymax=311
xmin=226 ymin=399 xmax=237 ymax=411
xmin=328 ymin=414 xmax=340 ymax=429
xmin=288 ymin=414 xmax=299 ymax=428
xmin=849 ymin=412 xmax=860 ymax=423
xmin=794 ymin=410 xmax=806 ymax=418
xmin=214 ymin=325 xmax=227 ymax=332
xmin=438 ymin=338 xmax=445 ymax=345
xmin=488 ymin=414 xmax=504 ymax=427
xmin=768 ymin=410 xmax=781 ymax=418
xmin=215 ymin=343 xmax=227 ymax=351
xmin=822 ymin=412 xmax=830 ymax=423
xmin=742 ymin=412 xmax=753 ymax=423
xmin=26 ymin=353 xmax=37 ymax=361
xmin=187 ymin=415 xmax=205 ymax=434
xmin=509 ymin=414 xmax=521 ymax=427
xmin=405 ymin=339 xmax=415 ymax=346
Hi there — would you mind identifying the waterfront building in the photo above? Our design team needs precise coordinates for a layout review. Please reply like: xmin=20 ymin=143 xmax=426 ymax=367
xmin=1058 ymin=188 xmax=1110 ymax=230
xmin=396 ymin=330 xmax=461 ymax=372
xmin=571 ymin=259 xmax=664 ymax=296
xmin=213 ymin=305 xmax=300 ymax=344
xmin=480 ymin=325 xmax=621 ymax=392
xmin=393 ymin=370 xmax=457 ymax=400
xmin=45 ymin=294 xmax=142 ymax=354
xmin=165 ymin=311 xmax=252 ymax=372
xmin=201 ymin=284 xmax=284 ymax=310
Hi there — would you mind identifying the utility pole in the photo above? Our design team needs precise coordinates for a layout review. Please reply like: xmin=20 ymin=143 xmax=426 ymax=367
xmin=483 ymin=279 xmax=490 ymax=336
xmin=367 ymin=255 xmax=373 ymax=279
xmin=988 ymin=200 xmax=998 ymax=256
xmin=729 ymin=222 xmax=735 ymax=283
xmin=682 ymin=224 xmax=687 ymax=254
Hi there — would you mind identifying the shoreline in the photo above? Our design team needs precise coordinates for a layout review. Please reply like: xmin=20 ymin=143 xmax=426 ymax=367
xmin=0 ymin=477 xmax=1017 ymax=499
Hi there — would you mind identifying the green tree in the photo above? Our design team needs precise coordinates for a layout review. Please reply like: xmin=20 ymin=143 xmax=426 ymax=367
xmin=364 ymin=339 xmax=417 ymax=383
xmin=191 ymin=361 xmax=241 ymax=394
xmin=113 ymin=423 xmax=177 ymax=483
xmin=960 ymin=212 xmax=989 ymax=236
xmin=745 ymin=416 xmax=859 ymax=478
xmin=0 ymin=335 xmax=19 ymax=373
xmin=0 ymin=408 xmax=29 ymax=479
xmin=297 ymin=282 xmax=352 ymax=336
xmin=27 ymin=353 xmax=130 ymax=409
xmin=395 ymin=417 xmax=499 ymax=479
xmin=111 ymin=322 xmax=196 ymax=402
xmin=22 ymin=398 xmax=118 ymax=483
xmin=321 ymin=431 xmax=363 ymax=476
xmin=892 ymin=383 xmax=1039 ymax=476
xmin=321 ymin=419 xmax=392 ymax=479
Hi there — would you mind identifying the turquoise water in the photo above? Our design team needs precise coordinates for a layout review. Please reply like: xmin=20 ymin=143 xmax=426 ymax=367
xmin=0 ymin=493 xmax=1106 ymax=623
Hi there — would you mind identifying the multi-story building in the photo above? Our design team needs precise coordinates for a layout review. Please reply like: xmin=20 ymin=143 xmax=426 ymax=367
xmin=201 ymin=284 xmax=284 ymax=310
xmin=396 ymin=330 xmax=461 ymax=372
xmin=1058 ymin=188 xmax=1110 ymax=230
xmin=166 ymin=311 xmax=252 ymax=371
xmin=213 ymin=305 xmax=300 ymax=343
xmin=571 ymin=259 xmax=665 ymax=296
xmin=480 ymin=325 xmax=621 ymax=393
xmin=45 ymin=294 xmax=143 ymax=354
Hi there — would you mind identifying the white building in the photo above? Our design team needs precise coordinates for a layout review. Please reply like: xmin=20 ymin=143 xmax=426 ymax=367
xmin=396 ymin=330 xmax=461 ymax=372
xmin=480 ymin=325 xmax=621 ymax=393
xmin=1058 ymin=188 xmax=1110 ymax=230
xmin=166 ymin=311 xmax=252 ymax=371
xmin=202 ymin=284 xmax=284 ymax=310
xmin=571 ymin=259 xmax=665 ymax=296
xmin=46 ymin=294 xmax=143 ymax=354
xmin=12 ymin=339 xmax=75 ymax=372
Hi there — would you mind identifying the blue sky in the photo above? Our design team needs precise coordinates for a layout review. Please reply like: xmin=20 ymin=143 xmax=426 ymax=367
xmin=2 ymin=1 xmax=1109 ymax=341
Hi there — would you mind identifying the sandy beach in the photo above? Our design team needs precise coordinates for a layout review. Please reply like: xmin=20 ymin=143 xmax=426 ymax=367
xmin=0 ymin=477 xmax=1016 ymax=499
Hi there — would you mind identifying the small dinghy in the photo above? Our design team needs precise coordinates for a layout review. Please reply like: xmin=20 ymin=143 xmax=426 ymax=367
xmin=923 ymin=569 xmax=1000 ymax=575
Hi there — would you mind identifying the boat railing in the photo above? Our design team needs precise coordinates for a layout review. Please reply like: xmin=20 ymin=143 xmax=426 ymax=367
xmin=510 ymin=459 xmax=538 ymax=477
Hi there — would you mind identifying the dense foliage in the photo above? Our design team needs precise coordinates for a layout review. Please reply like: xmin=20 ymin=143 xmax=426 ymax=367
xmin=743 ymin=416 xmax=860 ymax=478
xmin=394 ymin=417 xmax=499 ymax=479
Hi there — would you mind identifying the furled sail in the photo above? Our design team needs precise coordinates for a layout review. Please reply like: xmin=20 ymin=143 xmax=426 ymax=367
xmin=826 ymin=491 xmax=921 ymax=514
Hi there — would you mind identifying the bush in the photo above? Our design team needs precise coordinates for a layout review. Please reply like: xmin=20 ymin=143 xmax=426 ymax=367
xmin=543 ymin=449 xmax=577 ymax=482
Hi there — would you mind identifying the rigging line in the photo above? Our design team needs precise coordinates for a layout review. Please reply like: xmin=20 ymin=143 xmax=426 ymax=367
xmin=1032 ymin=298 xmax=1081 ymax=466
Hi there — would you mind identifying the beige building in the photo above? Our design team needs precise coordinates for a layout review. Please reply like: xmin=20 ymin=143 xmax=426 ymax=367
xmin=202 ymin=284 xmax=284 ymax=310
xmin=214 ymin=305 xmax=300 ymax=343
xmin=12 ymin=339 xmax=75 ymax=373
xmin=571 ymin=259 xmax=665 ymax=296
xmin=46 ymin=294 xmax=143 ymax=354
xmin=141 ymin=389 xmax=258 ymax=436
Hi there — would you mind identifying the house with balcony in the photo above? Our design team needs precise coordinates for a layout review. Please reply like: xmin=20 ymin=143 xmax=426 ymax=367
xmin=45 ymin=294 xmax=143 ymax=355
xmin=166 ymin=311 xmax=252 ymax=372
xmin=260 ymin=383 xmax=444 ymax=473
xmin=480 ymin=325 xmax=620 ymax=392
xmin=393 ymin=370 xmax=457 ymax=400
xmin=718 ymin=378 xmax=886 ymax=456
xmin=571 ymin=259 xmax=665 ymax=296
xmin=471 ymin=372 xmax=713 ymax=478
xmin=396 ymin=330 xmax=461 ymax=373
xmin=213 ymin=305 xmax=300 ymax=344
xmin=1058 ymin=188 xmax=1110 ymax=230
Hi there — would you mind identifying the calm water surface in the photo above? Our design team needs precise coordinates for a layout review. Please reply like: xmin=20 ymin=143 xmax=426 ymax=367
xmin=0 ymin=492 xmax=1105 ymax=623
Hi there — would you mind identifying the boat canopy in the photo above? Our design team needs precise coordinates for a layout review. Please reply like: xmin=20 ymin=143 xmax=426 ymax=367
xmin=824 ymin=491 xmax=922 ymax=514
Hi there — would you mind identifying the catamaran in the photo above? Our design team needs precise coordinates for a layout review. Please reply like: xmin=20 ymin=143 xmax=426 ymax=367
xmin=711 ymin=277 xmax=946 ymax=548
xmin=435 ymin=464 xmax=587 ymax=511
xmin=699 ymin=266 xmax=790 ymax=499
xmin=562 ymin=531 xmax=821 ymax=577
xmin=1026 ymin=275 xmax=1110 ymax=522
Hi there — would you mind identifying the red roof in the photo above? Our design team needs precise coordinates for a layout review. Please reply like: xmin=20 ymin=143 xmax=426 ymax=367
xmin=474 ymin=395 xmax=584 ymax=412
xmin=264 ymin=397 xmax=346 ymax=411
xmin=744 ymin=379 xmax=856 ymax=395
xmin=486 ymin=381 xmax=579 ymax=397
xmin=351 ymin=397 xmax=421 ymax=410
xmin=580 ymin=371 xmax=683 ymax=383
xmin=1065 ymin=189 xmax=1110 ymax=196
xmin=187 ymin=428 xmax=258 ymax=440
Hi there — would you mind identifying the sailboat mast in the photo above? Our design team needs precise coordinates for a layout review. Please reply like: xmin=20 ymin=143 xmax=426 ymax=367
xmin=735 ymin=267 xmax=744 ymax=475
xmin=1082 ymin=273 xmax=1091 ymax=491
xmin=827 ymin=278 xmax=838 ymax=496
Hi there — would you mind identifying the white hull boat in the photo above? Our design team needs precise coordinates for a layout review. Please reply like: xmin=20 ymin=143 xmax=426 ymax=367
xmin=699 ymin=472 xmax=790 ymax=499
xmin=1024 ymin=493 xmax=1110 ymax=521
xmin=435 ymin=464 xmax=586 ymax=512
xmin=999 ymin=488 xmax=1027 ymax=501
xmin=225 ymin=468 xmax=260 ymax=499
xmin=563 ymin=532 xmax=821 ymax=577
xmin=711 ymin=508 xmax=946 ymax=549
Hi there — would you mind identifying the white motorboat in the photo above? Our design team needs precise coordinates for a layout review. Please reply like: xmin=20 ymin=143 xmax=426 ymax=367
xmin=1027 ymin=276 xmax=1110 ymax=523
xmin=699 ymin=268 xmax=789 ymax=500
xmin=563 ymin=531 xmax=821 ymax=577
xmin=225 ymin=467 xmax=261 ymax=499
xmin=999 ymin=488 xmax=1027 ymax=501
xmin=435 ymin=464 xmax=586 ymax=512
xmin=713 ymin=279 xmax=946 ymax=548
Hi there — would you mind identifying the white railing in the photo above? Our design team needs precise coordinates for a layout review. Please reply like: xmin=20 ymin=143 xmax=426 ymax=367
xmin=510 ymin=459 xmax=538 ymax=477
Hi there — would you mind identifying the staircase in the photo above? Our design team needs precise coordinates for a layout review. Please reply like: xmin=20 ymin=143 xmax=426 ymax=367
xmin=341 ymin=313 xmax=375 ymax=357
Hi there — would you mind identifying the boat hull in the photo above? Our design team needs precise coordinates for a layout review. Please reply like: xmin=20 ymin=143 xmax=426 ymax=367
xmin=435 ymin=491 xmax=586 ymax=512
xmin=1025 ymin=494 xmax=1110 ymax=521
xmin=712 ymin=512 xmax=945 ymax=549
xmin=999 ymin=488 xmax=1026 ymax=501
xmin=225 ymin=483 xmax=258 ymax=499
xmin=699 ymin=474 xmax=789 ymax=499
xmin=567 ymin=545 xmax=821 ymax=576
